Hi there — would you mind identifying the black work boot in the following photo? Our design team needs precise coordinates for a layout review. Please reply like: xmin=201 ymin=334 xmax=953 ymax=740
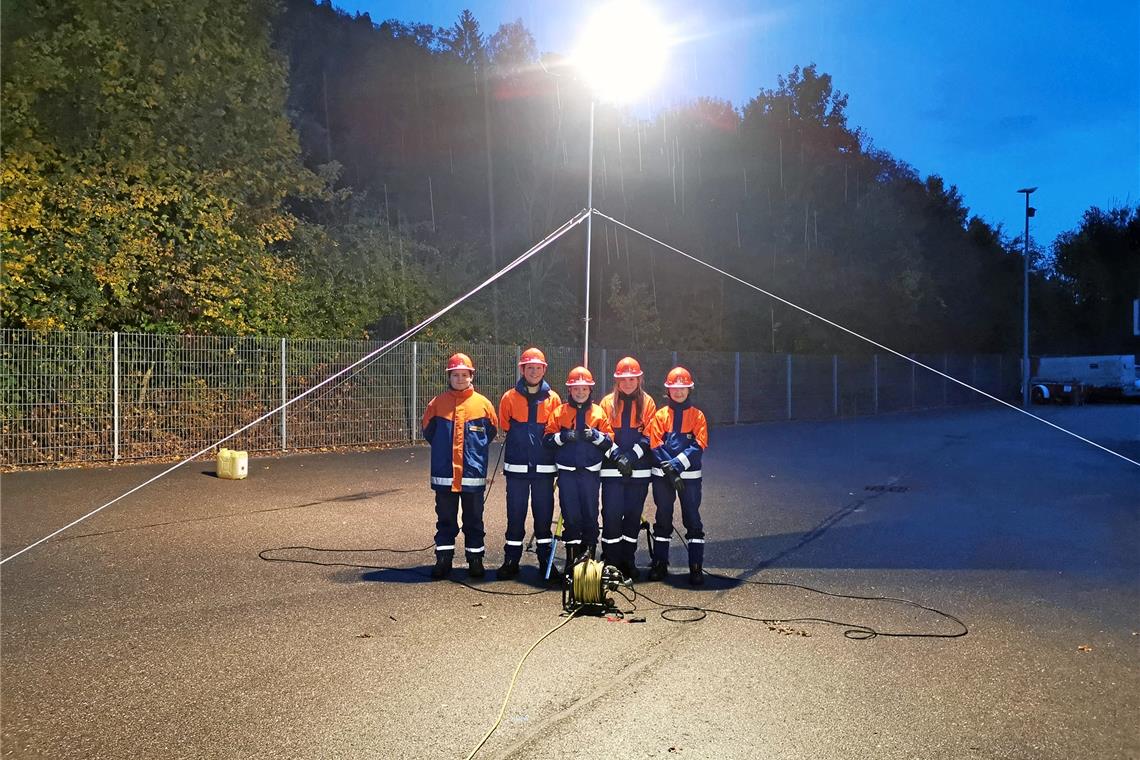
xmin=622 ymin=544 xmax=640 ymax=582
xmin=688 ymin=563 xmax=704 ymax=585
xmin=430 ymin=551 xmax=453 ymax=580
xmin=468 ymin=555 xmax=485 ymax=578
xmin=496 ymin=559 xmax=519 ymax=579
xmin=621 ymin=561 xmax=640 ymax=583
xmin=647 ymin=561 xmax=668 ymax=581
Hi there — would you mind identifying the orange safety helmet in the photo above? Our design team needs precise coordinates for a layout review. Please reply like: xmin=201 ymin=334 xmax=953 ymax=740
xmin=613 ymin=356 xmax=644 ymax=378
xmin=565 ymin=366 xmax=596 ymax=387
xmin=447 ymin=352 xmax=476 ymax=373
xmin=518 ymin=347 xmax=548 ymax=367
xmin=663 ymin=366 xmax=695 ymax=388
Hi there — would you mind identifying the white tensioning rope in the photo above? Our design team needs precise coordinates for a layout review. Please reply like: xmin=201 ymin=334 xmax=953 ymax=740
xmin=595 ymin=210 xmax=1140 ymax=470
xmin=1 ymin=210 xmax=590 ymax=566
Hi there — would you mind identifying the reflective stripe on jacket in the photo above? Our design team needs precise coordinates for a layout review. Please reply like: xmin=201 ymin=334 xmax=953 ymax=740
xmin=422 ymin=387 xmax=498 ymax=492
xmin=599 ymin=390 xmax=656 ymax=478
xmin=646 ymin=400 xmax=709 ymax=479
xmin=543 ymin=399 xmax=614 ymax=471
xmin=498 ymin=379 xmax=561 ymax=477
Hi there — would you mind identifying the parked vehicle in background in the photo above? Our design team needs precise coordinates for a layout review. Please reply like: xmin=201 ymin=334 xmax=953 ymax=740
xmin=1029 ymin=355 xmax=1140 ymax=404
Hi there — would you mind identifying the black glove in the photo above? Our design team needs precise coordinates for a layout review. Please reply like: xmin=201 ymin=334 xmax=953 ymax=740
xmin=660 ymin=460 xmax=685 ymax=493
xmin=561 ymin=428 xmax=578 ymax=444
xmin=591 ymin=429 xmax=613 ymax=454
xmin=614 ymin=454 xmax=633 ymax=479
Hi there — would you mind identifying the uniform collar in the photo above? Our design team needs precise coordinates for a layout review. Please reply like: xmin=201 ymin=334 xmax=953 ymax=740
xmin=668 ymin=397 xmax=692 ymax=412
xmin=516 ymin=377 xmax=550 ymax=397
xmin=449 ymin=386 xmax=475 ymax=400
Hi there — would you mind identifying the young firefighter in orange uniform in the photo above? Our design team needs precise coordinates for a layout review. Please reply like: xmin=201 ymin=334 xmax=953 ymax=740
xmin=543 ymin=367 xmax=615 ymax=568
xmin=646 ymin=366 xmax=710 ymax=585
xmin=496 ymin=347 xmax=561 ymax=579
xmin=598 ymin=356 xmax=656 ymax=580
xmin=421 ymin=353 xmax=499 ymax=580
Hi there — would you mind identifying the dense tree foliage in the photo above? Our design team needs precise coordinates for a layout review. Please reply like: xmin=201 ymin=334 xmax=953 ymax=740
xmin=2 ymin=0 xmax=427 ymax=336
xmin=1046 ymin=206 xmax=1139 ymax=353
xmin=276 ymin=1 xmax=1039 ymax=354
xmin=4 ymin=0 xmax=1130 ymax=355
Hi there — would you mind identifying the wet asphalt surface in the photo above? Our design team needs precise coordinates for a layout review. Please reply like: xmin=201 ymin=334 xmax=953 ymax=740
xmin=2 ymin=404 xmax=1138 ymax=759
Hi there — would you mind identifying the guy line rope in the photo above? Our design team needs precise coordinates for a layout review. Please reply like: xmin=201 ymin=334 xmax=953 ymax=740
xmin=0 ymin=210 xmax=589 ymax=566
xmin=595 ymin=209 xmax=1140 ymax=470
xmin=6 ymin=205 xmax=1136 ymax=566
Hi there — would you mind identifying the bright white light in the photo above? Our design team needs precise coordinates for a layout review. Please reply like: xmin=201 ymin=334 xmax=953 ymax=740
xmin=573 ymin=1 xmax=671 ymax=103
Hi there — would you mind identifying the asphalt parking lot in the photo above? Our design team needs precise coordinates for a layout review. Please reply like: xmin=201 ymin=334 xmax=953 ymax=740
xmin=2 ymin=403 xmax=1138 ymax=759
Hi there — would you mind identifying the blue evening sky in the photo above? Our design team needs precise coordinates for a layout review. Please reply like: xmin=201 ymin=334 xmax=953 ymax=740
xmin=339 ymin=0 xmax=1139 ymax=247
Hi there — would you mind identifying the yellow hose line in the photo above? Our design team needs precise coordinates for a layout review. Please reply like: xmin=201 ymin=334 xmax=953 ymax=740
xmin=465 ymin=610 xmax=580 ymax=760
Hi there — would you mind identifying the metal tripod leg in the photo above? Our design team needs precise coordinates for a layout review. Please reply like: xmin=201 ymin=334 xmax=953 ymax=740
xmin=544 ymin=515 xmax=564 ymax=581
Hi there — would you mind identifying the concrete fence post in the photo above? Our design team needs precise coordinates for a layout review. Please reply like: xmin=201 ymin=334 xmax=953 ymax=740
xmin=943 ymin=354 xmax=949 ymax=406
xmin=601 ymin=348 xmax=608 ymax=396
xmin=873 ymin=354 xmax=879 ymax=415
xmin=786 ymin=354 xmax=793 ymax=420
xmin=911 ymin=355 xmax=917 ymax=408
xmin=113 ymin=332 xmax=120 ymax=462
xmin=734 ymin=352 xmax=741 ymax=424
xmin=411 ymin=341 xmax=419 ymax=442
xmin=832 ymin=354 xmax=839 ymax=417
xmin=280 ymin=337 xmax=287 ymax=451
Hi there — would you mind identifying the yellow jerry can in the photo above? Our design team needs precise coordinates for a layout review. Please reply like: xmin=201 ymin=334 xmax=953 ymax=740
xmin=217 ymin=448 xmax=249 ymax=480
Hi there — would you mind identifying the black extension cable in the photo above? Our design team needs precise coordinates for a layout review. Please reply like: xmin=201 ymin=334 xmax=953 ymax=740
xmin=484 ymin=440 xmax=506 ymax=499
xmin=258 ymin=471 xmax=968 ymax=636
xmin=619 ymin=527 xmax=968 ymax=640
xmin=258 ymin=440 xmax=532 ymax=595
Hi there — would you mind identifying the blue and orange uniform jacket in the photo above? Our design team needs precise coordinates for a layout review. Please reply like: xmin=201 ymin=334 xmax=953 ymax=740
xmin=422 ymin=387 xmax=498 ymax=492
xmin=646 ymin=399 xmax=709 ymax=479
xmin=543 ymin=400 xmax=615 ymax=471
xmin=498 ymin=378 xmax=561 ymax=478
xmin=599 ymin=390 xmax=657 ymax=478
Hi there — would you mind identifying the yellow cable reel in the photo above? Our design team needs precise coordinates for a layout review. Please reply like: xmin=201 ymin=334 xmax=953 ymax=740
xmin=564 ymin=556 xmax=627 ymax=614
xmin=570 ymin=558 xmax=605 ymax=605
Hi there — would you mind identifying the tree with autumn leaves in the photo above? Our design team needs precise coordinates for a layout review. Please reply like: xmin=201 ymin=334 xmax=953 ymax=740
xmin=4 ymin=2 xmax=1133 ymax=354
xmin=1 ymin=0 xmax=428 ymax=337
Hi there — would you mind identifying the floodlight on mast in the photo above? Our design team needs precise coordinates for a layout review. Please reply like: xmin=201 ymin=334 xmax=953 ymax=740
xmin=571 ymin=1 xmax=672 ymax=365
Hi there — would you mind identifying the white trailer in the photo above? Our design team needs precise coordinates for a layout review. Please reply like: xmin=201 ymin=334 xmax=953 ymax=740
xmin=1030 ymin=355 xmax=1140 ymax=403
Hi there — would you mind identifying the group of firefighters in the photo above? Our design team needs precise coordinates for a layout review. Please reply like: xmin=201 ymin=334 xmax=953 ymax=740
xmin=420 ymin=348 xmax=710 ymax=586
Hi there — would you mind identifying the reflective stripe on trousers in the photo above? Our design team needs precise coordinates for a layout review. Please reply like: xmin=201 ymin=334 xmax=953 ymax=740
xmin=650 ymin=477 xmax=704 ymax=565
xmin=601 ymin=478 xmax=649 ymax=564
xmin=503 ymin=476 xmax=556 ymax=563
xmin=557 ymin=469 xmax=601 ymax=546
xmin=434 ymin=490 xmax=486 ymax=558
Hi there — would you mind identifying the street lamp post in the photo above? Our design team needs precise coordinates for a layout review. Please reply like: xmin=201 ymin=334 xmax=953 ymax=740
xmin=1017 ymin=186 xmax=1037 ymax=408
xmin=583 ymin=99 xmax=596 ymax=366
xmin=573 ymin=1 xmax=669 ymax=367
